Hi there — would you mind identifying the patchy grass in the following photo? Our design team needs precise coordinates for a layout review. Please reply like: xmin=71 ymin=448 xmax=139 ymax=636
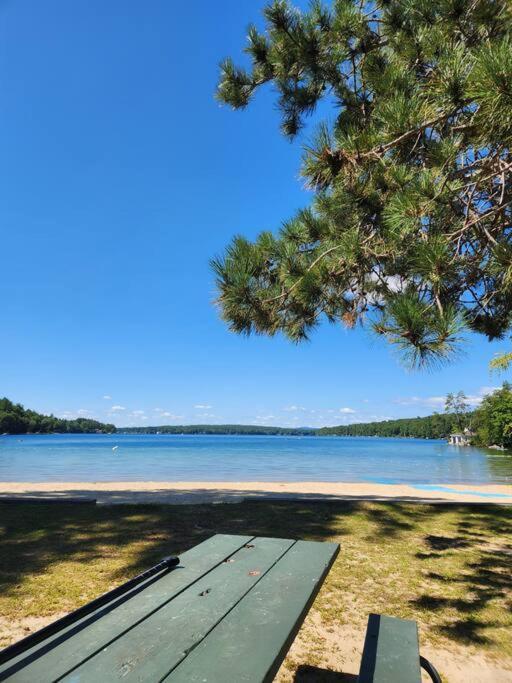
xmin=0 ymin=501 xmax=511 ymax=680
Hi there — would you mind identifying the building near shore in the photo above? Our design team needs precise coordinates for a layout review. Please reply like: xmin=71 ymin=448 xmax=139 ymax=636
xmin=449 ymin=428 xmax=474 ymax=446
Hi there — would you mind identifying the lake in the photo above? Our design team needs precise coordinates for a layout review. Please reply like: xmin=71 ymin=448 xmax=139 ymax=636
xmin=0 ymin=433 xmax=511 ymax=484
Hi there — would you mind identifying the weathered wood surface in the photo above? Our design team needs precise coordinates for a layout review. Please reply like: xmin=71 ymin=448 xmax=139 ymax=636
xmin=0 ymin=535 xmax=253 ymax=682
xmin=0 ymin=534 xmax=339 ymax=683
xmin=358 ymin=613 xmax=422 ymax=683
xmin=166 ymin=540 xmax=339 ymax=682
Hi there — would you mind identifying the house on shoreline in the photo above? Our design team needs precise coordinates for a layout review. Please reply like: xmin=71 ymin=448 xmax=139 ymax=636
xmin=448 ymin=428 xmax=474 ymax=446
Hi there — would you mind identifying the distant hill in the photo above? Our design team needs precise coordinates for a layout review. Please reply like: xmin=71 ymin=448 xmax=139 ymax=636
xmin=118 ymin=424 xmax=314 ymax=436
xmin=0 ymin=398 xmax=115 ymax=435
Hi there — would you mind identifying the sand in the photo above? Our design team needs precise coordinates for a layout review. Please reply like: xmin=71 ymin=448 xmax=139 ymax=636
xmin=0 ymin=480 xmax=511 ymax=504
xmin=274 ymin=610 xmax=512 ymax=683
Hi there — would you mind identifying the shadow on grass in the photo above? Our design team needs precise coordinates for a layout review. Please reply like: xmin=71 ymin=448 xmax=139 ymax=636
xmin=0 ymin=500 xmax=511 ymax=652
xmin=0 ymin=499 xmax=429 ymax=590
xmin=0 ymin=500 xmax=352 ymax=595
xmin=423 ymin=534 xmax=471 ymax=550
xmin=411 ymin=505 xmax=512 ymax=646
xmin=360 ymin=502 xmax=417 ymax=540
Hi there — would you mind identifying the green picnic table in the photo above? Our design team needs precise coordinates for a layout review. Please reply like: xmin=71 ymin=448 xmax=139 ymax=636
xmin=0 ymin=534 xmax=339 ymax=682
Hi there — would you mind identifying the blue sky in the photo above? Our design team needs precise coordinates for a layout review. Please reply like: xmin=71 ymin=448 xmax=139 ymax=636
xmin=1 ymin=0 xmax=510 ymax=428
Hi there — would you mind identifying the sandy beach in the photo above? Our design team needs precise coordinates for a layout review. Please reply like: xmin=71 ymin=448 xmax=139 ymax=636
xmin=0 ymin=480 xmax=511 ymax=504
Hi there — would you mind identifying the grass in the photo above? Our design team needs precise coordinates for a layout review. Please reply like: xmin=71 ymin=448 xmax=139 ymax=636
xmin=0 ymin=500 xmax=511 ymax=679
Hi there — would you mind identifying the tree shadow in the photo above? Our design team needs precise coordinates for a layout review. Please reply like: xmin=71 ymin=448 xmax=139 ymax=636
xmin=0 ymin=500 xmax=352 ymax=595
xmin=360 ymin=504 xmax=416 ymax=540
xmin=0 ymin=499 xmax=483 ymax=591
xmin=0 ymin=499 xmax=442 ymax=599
xmin=294 ymin=664 xmax=357 ymax=681
xmin=0 ymin=487 xmax=460 ymax=505
xmin=411 ymin=504 xmax=512 ymax=647
xmin=438 ymin=616 xmax=496 ymax=645
xmin=1 ymin=499 xmax=511 ymax=656
xmin=423 ymin=534 xmax=471 ymax=550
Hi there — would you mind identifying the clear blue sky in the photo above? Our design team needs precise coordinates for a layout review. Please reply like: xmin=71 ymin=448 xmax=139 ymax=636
xmin=1 ymin=0 xmax=509 ymax=428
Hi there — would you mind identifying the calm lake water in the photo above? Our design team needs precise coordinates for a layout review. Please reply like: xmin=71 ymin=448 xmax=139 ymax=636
xmin=0 ymin=433 xmax=511 ymax=484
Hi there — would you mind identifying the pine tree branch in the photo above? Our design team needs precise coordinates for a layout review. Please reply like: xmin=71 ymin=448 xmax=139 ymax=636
xmin=214 ymin=0 xmax=512 ymax=364
xmin=464 ymin=200 xmax=511 ymax=232
xmin=454 ymin=159 xmax=512 ymax=193
xmin=329 ymin=110 xmax=460 ymax=166
xmin=263 ymin=244 xmax=344 ymax=304
xmin=364 ymin=112 xmax=457 ymax=158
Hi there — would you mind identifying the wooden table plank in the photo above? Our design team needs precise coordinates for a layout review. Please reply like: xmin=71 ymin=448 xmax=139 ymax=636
xmin=166 ymin=539 xmax=339 ymax=683
xmin=0 ymin=534 xmax=254 ymax=683
xmin=59 ymin=536 xmax=296 ymax=682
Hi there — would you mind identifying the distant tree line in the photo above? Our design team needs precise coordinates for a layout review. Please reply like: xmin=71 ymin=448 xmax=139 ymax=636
xmin=0 ymin=398 xmax=115 ymax=435
xmin=319 ymin=385 xmax=512 ymax=449
xmin=2 ymin=386 xmax=511 ymax=448
xmin=119 ymin=413 xmax=470 ymax=440
xmin=119 ymin=424 xmax=314 ymax=436
xmin=318 ymin=412 xmax=467 ymax=440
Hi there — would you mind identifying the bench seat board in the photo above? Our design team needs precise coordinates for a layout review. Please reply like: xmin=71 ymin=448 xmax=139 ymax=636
xmin=165 ymin=539 xmax=340 ymax=683
xmin=358 ymin=614 xmax=422 ymax=683
xmin=59 ymin=536 xmax=295 ymax=682
xmin=0 ymin=534 xmax=254 ymax=682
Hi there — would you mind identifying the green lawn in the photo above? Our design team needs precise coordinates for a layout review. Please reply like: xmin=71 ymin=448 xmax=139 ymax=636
xmin=0 ymin=500 xmax=511 ymax=680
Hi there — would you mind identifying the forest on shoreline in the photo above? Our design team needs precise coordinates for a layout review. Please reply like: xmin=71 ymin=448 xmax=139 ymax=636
xmin=3 ymin=387 xmax=511 ymax=448
xmin=0 ymin=398 xmax=115 ymax=435
xmin=119 ymin=425 xmax=313 ymax=436
xmin=120 ymin=414 xmax=463 ymax=439
xmin=317 ymin=413 xmax=465 ymax=439
xmin=0 ymin=397 xmax=458 ymax=439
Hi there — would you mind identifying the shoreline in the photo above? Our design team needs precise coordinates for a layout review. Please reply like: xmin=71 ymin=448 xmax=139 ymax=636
xmin=5 ymin=432 xmax=509 ymax=445
xmin=0 ymin=480 xmax=511 ymax=504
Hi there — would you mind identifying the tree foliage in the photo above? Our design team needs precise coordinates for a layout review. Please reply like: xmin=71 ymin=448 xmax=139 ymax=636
xmin=0 ymin=398 xmax=115 ymax=435
xmin=473 ymin=382 xmax=512 ymax=448
xmin=490 ymin=347 xmax=512 ymax=373
xmin=445 ymin=390 xmax=469 ymax=429
xmin=213 ymin=0 xmax=512 ymax=367
xmin=319 ymin=410 xmax=470 ymax=438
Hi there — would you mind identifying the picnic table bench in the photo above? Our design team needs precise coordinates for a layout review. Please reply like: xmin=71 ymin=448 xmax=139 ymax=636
xmin=0 ymin=534 xmax=339 ymax=682
xmin=358 ymin=614 xmax=441 ymax=683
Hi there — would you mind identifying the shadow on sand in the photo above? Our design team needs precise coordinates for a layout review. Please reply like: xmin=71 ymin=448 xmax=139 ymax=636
xmin=0 ymin=486 xmax=486 ymax=506
xmin=294 ymin=664 xmax=357 ymax=681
